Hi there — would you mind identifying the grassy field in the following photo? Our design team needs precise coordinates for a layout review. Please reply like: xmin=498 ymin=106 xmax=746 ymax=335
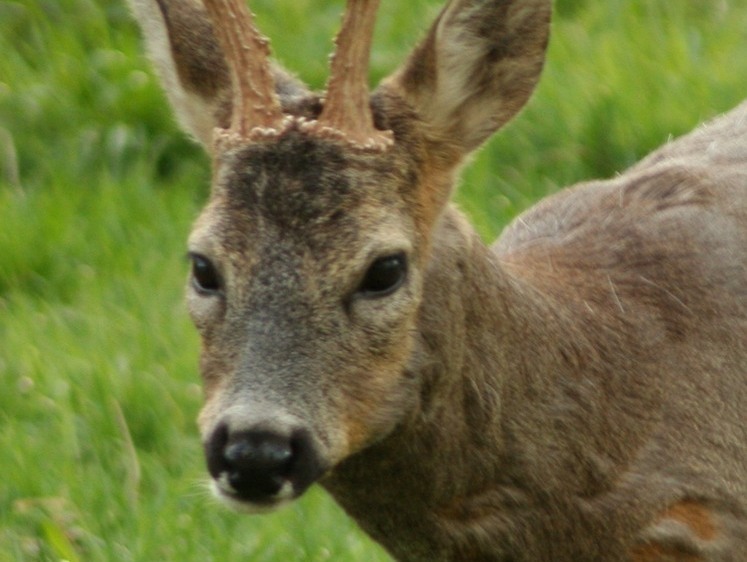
xmin=1 ymin=0 xmax=745 ymax=560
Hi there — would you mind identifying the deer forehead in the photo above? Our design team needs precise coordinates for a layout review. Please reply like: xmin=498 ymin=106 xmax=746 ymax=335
xmin=189 ymin=133 xmax=419 ymax=281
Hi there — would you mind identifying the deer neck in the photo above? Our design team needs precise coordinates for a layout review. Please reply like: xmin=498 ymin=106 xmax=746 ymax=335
xmin=323 ymin=205 xmax=596 ymax=560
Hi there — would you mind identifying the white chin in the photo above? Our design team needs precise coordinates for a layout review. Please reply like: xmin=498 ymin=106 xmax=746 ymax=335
xmin=209 ymin=475 xmax=295 ymax=514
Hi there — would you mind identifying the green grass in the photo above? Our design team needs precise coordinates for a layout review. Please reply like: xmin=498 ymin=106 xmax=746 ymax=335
xmin=1 ymin=0 xmax=745 ymax=560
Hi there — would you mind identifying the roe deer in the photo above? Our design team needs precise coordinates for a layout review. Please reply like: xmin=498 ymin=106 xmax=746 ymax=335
xmin=127 ymin=0 xmax=747 ymax=559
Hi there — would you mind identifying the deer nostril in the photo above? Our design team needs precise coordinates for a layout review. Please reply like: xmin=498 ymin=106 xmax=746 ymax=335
xmin=205 ymin=422 xmax=230 ymax=480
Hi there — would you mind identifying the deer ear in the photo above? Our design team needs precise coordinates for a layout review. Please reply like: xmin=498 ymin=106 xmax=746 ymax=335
xmin=128 ymin=0 xmax=231 ymax=147
xmin=379 ymin=0 xmax=551 ymax=159
xmin=128 ymin=0 xmax=307 ymax=149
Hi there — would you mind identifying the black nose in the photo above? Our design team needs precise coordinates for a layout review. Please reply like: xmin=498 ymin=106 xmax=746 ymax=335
xmin=205 ymin=423 xmax=324 ymax=504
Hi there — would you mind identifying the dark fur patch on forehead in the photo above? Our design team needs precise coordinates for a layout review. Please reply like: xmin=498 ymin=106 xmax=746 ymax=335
xmin=223 ymin=132 xmax=363 ymax=231
xmin=205 ymin=109 xmax=425 ymax=261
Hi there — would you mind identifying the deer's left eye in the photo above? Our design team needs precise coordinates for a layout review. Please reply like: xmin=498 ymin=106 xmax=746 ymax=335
xmin=358 ymin=253 xmax=407 ymax=297
xmin=189 ymin=253 xmax=222 ymax=295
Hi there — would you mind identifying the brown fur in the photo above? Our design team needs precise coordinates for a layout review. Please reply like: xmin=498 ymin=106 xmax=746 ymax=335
xmin=127 ymin=0 xmax=747 ymax=560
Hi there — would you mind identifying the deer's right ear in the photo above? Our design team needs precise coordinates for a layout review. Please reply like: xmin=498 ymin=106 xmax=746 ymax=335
xmin=127 ymin=0 xmax=306 ymax=150
xmin=127 ymin=0 xmax=230 ymax=148
xmin=379 ymin=0 xmax=551 ymax=163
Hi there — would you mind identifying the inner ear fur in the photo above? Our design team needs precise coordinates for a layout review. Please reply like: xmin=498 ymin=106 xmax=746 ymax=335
xmin=379 ymin=0 xmax=552 ymax=158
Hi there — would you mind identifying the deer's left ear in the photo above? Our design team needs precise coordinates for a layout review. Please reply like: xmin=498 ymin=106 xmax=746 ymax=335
xmin=378 ymin=0 xmax=551 ymax=159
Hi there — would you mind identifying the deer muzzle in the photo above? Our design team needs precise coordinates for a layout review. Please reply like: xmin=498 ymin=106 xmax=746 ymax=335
xmin=203 ymin=407 xmax=328 ymax=510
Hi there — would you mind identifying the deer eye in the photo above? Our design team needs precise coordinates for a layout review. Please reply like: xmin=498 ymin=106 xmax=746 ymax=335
xmin=358 ymin=253 xmax=407 ymax=297
xmin=189 ymin=253 xmax=222 ymax=295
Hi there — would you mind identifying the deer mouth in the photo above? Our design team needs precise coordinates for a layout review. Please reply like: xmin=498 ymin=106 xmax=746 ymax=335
xmin=210 ymin=472 xmax=296 ymax=513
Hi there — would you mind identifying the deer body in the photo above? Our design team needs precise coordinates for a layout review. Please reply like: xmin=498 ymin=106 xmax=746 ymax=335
xmin=127 ymin=0 xmax=747 ymax=560
xmin=326 ymin=107 xmax=747 ymax=560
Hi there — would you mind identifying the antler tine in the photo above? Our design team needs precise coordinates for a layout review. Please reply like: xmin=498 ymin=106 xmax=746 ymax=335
xmin=317 ymin=0 xmax=393 ymax=150
xmin=203 ymin=0 xmax=283 ymax=142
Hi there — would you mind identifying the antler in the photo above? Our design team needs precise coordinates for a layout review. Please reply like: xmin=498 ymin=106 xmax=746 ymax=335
xmin=316 ymin=0 xmax=393 ymax=150
xmin=203 ymin=0 xmax=391 ymax=150
xmin=203 ymin=0 xmax=283 ymax=143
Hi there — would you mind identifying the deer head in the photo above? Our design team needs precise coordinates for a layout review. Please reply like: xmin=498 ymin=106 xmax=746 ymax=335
xmin=128 ymin=0 xmax=550 ymax=510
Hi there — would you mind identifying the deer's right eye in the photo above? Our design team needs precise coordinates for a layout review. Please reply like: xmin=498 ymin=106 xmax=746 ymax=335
xmin=189 ymin=253 xmax=222 ymax=295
